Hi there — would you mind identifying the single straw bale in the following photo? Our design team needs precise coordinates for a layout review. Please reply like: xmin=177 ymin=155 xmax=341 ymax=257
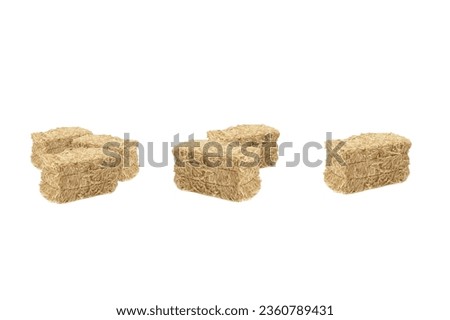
xmin=207 ymin=124 xmax=280 ymax=168
xmin=324 ymin=133 xmax=411 ymax=193
xmin=72 ymin=135 xmax=139 ymax=181
xmin=173 ymin=140 xmax=261 ymax=201
xmin=40 ymin=148 xmax=121 ymax=203
xmin=31 ymin=127 xmax=92 ymax=169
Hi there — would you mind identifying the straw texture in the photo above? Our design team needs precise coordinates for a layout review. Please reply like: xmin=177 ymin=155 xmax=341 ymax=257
xmin=31 ymin=127 xmax=92 ymax=169
xmin=40 ymin=148 xmax=121 ymax=203
xmin=324 ymin=133 xmax=411 ymax=193
xmin=207 ymin=124 xmax=280 ymax=168
xmin=173 ymin=140 xmax=261 ymax=201
xmin=72 ymin=135 xmax=139 ymax=181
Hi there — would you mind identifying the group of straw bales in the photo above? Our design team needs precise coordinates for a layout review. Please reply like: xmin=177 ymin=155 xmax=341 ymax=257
xmin=31 ymin=125 xmax=412 ymax=203
xmin=173 ymin=124 xmax=280 ymax=201
xmin=31 ymin=127 xmax=139 ymax=203
xmin=173 ymin=128 xmax=411 ymax=200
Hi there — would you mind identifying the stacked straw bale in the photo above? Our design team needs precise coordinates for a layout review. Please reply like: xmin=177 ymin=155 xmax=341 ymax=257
xmin=173 ymin=140 xmax=261 ymax=201
xmin=32 ymin=127 xmax=139 ymax=203
xmin=207 ymin=124 xmax=280 ymax=168
xmin=324 ymin=133 xmax=411 ymax=193
xmin=40 ymin=148 xmax=121 ymax=203
xmin=31 ymin=127 xmax=92 ymax=169
xmin=72 ymin=135 xmax=139 ymax=181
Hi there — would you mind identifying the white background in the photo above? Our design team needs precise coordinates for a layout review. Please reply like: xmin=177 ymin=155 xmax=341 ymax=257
xmin=1 ymin=1 xmax=449 ymax=319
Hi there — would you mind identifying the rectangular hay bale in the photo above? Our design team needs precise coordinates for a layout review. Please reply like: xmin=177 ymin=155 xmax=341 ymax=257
xmin=72 ymin=134 xmax=139 ymax=181
xmin=173 ymin=140 xmax=261 ymax=201
xmin=40 ymin=148 xmax=121 ymax=203
xmin=324 ymin=133 xmax=411 ymax=193
xmin=207 ymin=124 xmax=280 ymax=168
xmin=31 ymin=127 xmax=92 ymax=169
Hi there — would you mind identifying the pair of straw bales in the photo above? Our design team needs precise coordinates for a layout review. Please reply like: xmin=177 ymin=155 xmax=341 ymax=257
xmin=173 ymin=124 xmax=280 ymax=202
xmin=324 ymin=133 xmax=411 ymax=194
xmin=32 ymin=127 xmax=139 ymax=203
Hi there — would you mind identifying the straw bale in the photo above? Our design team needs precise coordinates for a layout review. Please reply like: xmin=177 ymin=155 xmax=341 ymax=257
xmin=324 ymin=133 xmax=411 ymax=193
xmin=173 ymin=140 xmax=261 ymax=201
xmin=72 ymin=135 xmax=139 ymax=181
xmin=40 ymin=148 xmax=121 ymax=203
xmin=207 ymin=124 xmax=280 ymax=168
xmin=31 ymin=127 xmax=92 ymax=169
